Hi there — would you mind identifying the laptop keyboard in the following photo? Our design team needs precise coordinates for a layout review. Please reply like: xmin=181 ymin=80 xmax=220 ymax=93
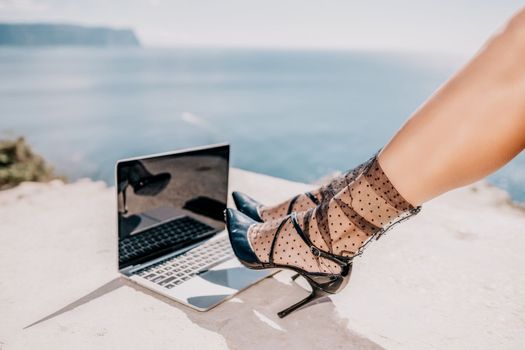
xmin=136 ymin=236 xmax=234 ymax=289
xmin=119 ymin=216 xmax=215 ymax=264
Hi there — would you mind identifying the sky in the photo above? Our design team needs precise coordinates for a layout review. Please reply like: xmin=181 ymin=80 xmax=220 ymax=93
xmin=0 ymin=0 xmax=523 ymax=54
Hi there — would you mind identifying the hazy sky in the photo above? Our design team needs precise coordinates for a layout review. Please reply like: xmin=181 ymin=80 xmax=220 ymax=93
xmin=0 ymin=0 xmax=523 ymax=53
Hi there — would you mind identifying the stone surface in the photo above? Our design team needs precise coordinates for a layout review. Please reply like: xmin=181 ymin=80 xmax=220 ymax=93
xmin=0 ymin=168 xmax=524 ymax=349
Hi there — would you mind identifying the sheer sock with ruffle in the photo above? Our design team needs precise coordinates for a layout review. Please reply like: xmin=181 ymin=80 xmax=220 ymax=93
xmin=248 ymin=156 xmax=419 ymax=274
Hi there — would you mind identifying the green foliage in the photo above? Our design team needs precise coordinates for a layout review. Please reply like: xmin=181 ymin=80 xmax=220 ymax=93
xmin=0 ymin=137 xmax=61 ymax=190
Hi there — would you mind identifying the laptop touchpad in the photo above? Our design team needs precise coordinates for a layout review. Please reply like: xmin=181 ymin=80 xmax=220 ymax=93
xmin=173 ymin=259 xmax=275 ymax=310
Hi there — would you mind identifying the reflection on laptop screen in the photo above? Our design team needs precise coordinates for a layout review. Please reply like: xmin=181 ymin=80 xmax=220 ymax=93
xmin=117 ymin=145 xmax=229 ymax=269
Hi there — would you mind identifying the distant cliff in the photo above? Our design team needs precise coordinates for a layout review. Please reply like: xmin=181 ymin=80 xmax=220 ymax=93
xmin=0 ymin=23 xmax=140 ymax=46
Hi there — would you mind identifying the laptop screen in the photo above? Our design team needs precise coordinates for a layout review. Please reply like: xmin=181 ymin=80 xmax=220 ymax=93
xmin=117 ymin=144 xmax=229 ymax=269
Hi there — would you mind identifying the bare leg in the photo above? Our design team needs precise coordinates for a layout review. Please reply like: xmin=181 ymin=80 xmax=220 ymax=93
xmin=228 ymin=9 xmax=525 ymax=296
xmin=379 ymin=8 xmax=525 ymax=206
xmin=240 ymin=9 xmax=525 ymax=222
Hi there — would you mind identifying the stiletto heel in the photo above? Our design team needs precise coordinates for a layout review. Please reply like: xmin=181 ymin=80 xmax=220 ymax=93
xmin=278 ymin=283 xmax=328 ymax=318
xmin=226 ymin=209 xmax=354 ymax=318
xmin=227 ymin=155 xmax=423 ymax=319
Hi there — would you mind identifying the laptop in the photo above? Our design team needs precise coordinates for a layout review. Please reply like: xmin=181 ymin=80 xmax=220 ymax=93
xmin=116 ymin=143 xmax=276 ymax=311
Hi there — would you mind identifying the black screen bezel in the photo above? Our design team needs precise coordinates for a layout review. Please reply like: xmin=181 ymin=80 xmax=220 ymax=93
xmin=116 ymin=144 xmax=229 ymax=270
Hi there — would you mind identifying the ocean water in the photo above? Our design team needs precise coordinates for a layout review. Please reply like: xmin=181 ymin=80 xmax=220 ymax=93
xmin=1 ymin=47 xmax=524 ymax=203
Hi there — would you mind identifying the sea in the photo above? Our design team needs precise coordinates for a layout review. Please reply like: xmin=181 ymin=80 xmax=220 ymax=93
xmin=1 ymin=47 xmax=524 ymax=203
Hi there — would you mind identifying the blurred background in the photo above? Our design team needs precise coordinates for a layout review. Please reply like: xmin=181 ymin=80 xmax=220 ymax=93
xmin=1 ymin=0 xmax=524 ymax=202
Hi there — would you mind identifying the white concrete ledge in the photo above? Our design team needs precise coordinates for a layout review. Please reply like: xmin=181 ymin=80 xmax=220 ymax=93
xmin=1 ymin=168 xmax=524 ymax=349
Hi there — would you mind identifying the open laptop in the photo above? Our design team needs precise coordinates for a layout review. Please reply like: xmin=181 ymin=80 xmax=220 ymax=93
xmin=116 ymin=143 xmax=276 ymax=311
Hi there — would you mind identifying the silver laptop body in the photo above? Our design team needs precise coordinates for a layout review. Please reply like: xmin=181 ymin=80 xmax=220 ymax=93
xmin=116 ymin=143 xmax=276 ymax=311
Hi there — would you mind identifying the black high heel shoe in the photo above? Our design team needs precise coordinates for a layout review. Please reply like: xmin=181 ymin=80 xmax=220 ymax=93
xmin=231 ymin=192 xmax=264 ymax=222
xmin=232 ymin=191 xmax=320 ymax=223
xmin=225 ymin=208 xmax=353 ymax=318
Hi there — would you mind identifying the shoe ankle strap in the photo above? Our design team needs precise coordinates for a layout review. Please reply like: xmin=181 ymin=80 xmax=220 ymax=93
xmin=290 ymin=212 xmax=352 ymax=267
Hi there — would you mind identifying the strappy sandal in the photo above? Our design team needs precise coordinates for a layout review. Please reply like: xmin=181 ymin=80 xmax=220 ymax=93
xmin=225 ymin=209 xmax=352 ymax=318
xmin=232 ymin=191 xmax=320 ymax=222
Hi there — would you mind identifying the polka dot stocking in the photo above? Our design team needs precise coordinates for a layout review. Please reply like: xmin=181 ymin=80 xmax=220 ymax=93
xmin=259 ymin=156 xmax=375 ymax=221
xmin=248 ymin=156 xmax=418 ymax=274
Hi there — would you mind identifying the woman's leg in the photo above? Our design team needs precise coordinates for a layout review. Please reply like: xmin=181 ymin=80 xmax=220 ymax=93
xmin=228 ymin=10 xmax=525 ymax=317
xmin=229 ymin=8 xmax=525 ymax=276
xmin=238 ymin=9 xmax=525 ymax=221
xmin=379 ymin=8 xmax=525 ymax=206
